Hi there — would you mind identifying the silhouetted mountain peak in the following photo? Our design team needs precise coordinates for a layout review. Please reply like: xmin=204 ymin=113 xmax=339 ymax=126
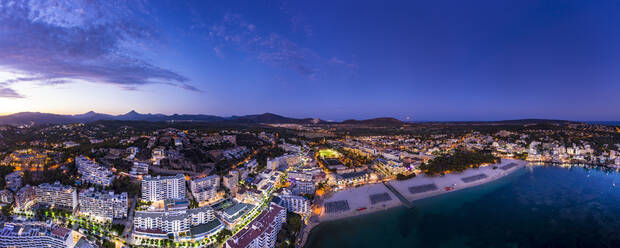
xmin=124 ymin=110 xmax=139 ymax=115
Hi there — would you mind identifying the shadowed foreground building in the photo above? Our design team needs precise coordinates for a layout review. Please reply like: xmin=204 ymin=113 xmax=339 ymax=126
xmin=225 ymin=203 xmax=286 ymax=248
xmin=0 ymin=222 xmax=73 ymax=248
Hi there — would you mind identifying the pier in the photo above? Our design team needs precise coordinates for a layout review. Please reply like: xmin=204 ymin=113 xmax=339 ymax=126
xmin=383 ymin=182 xmax=414 ymax=208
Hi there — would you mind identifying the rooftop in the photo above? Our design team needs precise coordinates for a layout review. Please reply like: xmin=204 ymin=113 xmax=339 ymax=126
xmin=225 ymin=203 xmax=285 ymax=248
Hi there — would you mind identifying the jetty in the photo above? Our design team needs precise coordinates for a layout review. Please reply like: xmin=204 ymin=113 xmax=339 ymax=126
xmin=383 ymin=182 xmax=414 ymax=208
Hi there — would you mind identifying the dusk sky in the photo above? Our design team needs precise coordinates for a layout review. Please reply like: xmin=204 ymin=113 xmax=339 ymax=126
xmin=0 ymin=0 xmax=619 ymax=121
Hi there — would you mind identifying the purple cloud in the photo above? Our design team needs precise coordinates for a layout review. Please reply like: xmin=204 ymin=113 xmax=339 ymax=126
xmin=206 ymin=13 xmax=355 ymax=78
xmin=0 ymin=0 xmax=197 ymax=98
xmin=0 ymin=87 xmax=23 ymax=98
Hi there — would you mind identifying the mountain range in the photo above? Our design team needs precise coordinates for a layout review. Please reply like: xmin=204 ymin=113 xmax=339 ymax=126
xmin=0 ymin=111 xmax=404 ymax=126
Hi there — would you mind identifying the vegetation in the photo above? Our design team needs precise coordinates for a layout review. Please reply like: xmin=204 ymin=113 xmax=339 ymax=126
xmin=0 ymin=165 xmax=15 ymax=189
xmin=338 ymin=147 xmax=374 ymax=167
xmin=21 ymin=162 xmax=78 ymax=186
xmin=254 ymin=146 xmax=286 ymax=171
xmin=110 ymin=175 xmax=140 ymax=197
xmin=110 ymin=223 xmax=125 ymax=235
xmin=420 ymin=150 xmax=500 ymax=176
xmin=396 ymin=173 xmax=416 ymax=181
xmin=216 ymin=229 xmax=233 ymax=243
xmin=276 ymin=212 xmax=303 ymax=248
xmin=1 ymin=205 xmax=13 ymax=217
xmin=182 ymin=148 xmax=211 ymax=164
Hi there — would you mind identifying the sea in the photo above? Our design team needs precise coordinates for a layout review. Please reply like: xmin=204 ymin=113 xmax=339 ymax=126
xmin=305 ymin=165 xmax=620 ymax=248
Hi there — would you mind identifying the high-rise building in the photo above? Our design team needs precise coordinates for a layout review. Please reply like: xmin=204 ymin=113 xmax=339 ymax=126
xmin=79 ymin=188 xmax=128 ymax=222
xmin=189 ymin=175 xmax=219 ymax=192
xmin=225 ymin=203 xmax=286 ymax=248
xmin=141 ymin=174 xmax=186 ymax=201
xmin=36 ymin=182 xmax=78 ymax=211
xmin=223 ymin=171 xmax=239 ymax=194
xmin=190 ymin=175 xmax=219 ymax=203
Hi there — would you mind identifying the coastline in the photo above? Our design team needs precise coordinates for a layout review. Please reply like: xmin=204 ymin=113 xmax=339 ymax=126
xmin=298 ymin=159 xmax=527 ymax=247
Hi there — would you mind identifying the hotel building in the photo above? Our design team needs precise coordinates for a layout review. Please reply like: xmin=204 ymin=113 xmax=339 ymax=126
xmin=133 ymin=205 xmax=222 ymax=240
xmin=35 ymin=182 xmax=78 ymax=211
xmin=141 ymin=174 xmax=186 ymax=201
xmin=79 ymin=188 xmax=128 ymax=222
xmin=278 ymin=195 xmax=310 ymax=215
xmin=223 ymin=171 xmax=239 ymax=194
xmin=190 ymin=175 xmax=220 ymax=203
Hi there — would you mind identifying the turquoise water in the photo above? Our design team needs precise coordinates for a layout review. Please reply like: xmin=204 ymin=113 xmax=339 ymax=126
xmin=305 ymin=165 xmax=620 ymax=248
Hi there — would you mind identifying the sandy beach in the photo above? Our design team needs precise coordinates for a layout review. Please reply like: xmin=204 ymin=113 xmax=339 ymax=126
xmin=390 ymin=158 xmax=527 ymax=203
xmin=318 ymin=159 xmax=526 ymax=221
xmin=299 ymin=159 xmax=527 ymax=247
xmin=317 ymin=182 xmax=402 ymax=222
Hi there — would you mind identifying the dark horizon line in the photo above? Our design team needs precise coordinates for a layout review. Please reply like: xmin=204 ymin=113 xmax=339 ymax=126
xmin=1 ymin=110 xmax=619 ymax=123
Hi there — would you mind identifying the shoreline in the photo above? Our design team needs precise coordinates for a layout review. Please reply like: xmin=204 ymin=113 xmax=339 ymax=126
xmin=298 ymin=159 xmax=528 ymax=247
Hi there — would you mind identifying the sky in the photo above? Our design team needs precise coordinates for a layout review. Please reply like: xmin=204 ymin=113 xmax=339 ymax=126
xmin=0 ymin=0 xmax=619 ymax=121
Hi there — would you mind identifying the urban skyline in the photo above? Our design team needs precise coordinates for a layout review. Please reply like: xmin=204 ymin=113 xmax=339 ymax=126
xmin=2 ymin=1 xmax=620 ymax=248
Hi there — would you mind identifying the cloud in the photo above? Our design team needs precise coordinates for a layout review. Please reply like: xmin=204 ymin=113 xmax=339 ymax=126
xmin=329 ymin=57 xmax=358 ymax=69
xmin=213 ymin=47 xmax=225 ymax=58
xmin=206 ymin=13 xmax=355 ymax=78
xmin=0 ymin=87 xmax=24 ymax=98
xmin=0 ymin=0 xmax=197 ymax=98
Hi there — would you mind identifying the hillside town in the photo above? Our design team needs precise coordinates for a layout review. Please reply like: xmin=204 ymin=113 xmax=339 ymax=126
xmin=0 ymin=120 xmax=619 ymax=248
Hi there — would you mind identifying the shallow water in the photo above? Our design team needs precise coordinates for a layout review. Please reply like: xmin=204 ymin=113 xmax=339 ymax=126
xmin=305 ymin=165 xmax=620 ymax=248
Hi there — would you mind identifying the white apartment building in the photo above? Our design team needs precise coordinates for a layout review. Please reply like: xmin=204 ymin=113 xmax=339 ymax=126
xmin=267 ymin=154 xmax=302 ymax=170
xmin=0 ymin=222 xmax=74 ymax=248
xmin=14 ymin=184 xmax=36 ymax=211
xmin=293 ymin=180 xmax=315 ymax=195
xmin=223 ymin=171 xmax=239 ymax=194
xmin=36 ymin=182 xmax=78 ymax=211
xmin=133 ymin=205 xmax=219 ymax=240
xmin=225 ymin=203 xmax=286 ymax=248
xmin=79 ymin=188 xmax=128 ymax=222
xmin=190 ymin=175 xmax=220 ymax=203
xmin=278 ymin=195 xmax=310 ymax=215
xmin=190 ymin=175 xmax=219 ymax=192
xmin=75 ymin=156 xmax=114 ymax=187
xmin=141 ymin=174 xmax=186 ymax=202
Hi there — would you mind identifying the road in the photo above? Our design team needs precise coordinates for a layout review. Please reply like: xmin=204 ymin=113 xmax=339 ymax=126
xmin=121 ymin=195 xmax=138 ymax=244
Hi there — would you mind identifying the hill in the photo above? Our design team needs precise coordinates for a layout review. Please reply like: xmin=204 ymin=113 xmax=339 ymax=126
xmin=0 ymin=111 xmax=322 ymax=126
xmin=340 ymin=117 xmax=405 ymax=126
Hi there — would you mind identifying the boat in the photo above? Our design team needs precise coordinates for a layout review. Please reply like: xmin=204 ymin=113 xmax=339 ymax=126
xmin=445 ymin=186 xmax=454 ymax=191
xmin=357 ymin=207 xmax=367 ymax=211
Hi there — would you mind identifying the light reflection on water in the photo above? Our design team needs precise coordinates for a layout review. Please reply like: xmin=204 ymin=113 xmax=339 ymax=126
xmin=305 ymin=165 xmax=620 ymax=248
